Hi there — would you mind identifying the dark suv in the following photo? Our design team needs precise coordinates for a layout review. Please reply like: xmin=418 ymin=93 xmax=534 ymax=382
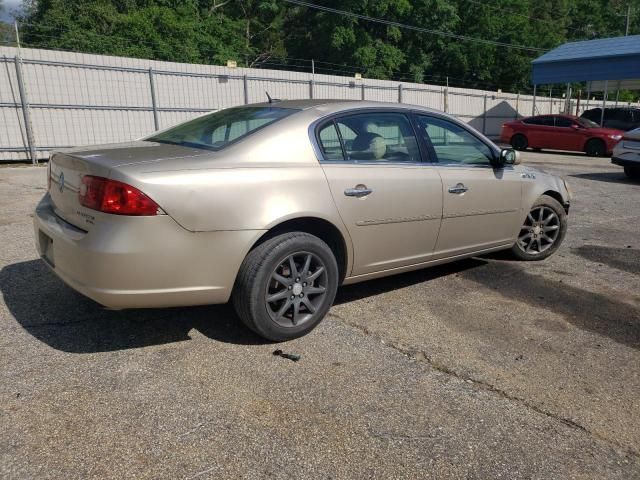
xmin=581 ymin=107 xmax=640 ymax=131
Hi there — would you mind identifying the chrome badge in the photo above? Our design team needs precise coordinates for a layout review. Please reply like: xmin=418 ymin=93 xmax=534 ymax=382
xmin=59 ymin=172 xmax=65 ymax=193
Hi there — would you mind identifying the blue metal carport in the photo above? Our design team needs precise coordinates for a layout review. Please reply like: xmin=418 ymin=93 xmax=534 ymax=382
xmin=531 ymin=35 xmax=640 ymax=124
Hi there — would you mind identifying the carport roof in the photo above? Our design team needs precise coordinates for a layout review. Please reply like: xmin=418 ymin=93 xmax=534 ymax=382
xmin=531 ymin=35 xmax=640 ymax=85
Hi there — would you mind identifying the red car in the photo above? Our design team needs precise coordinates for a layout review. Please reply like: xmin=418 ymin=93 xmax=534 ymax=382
xmin=500 ymin=114 xmax=624 ymax=156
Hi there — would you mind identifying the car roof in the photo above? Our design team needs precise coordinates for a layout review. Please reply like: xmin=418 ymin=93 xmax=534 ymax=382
xmin=248 ymin=99 xmax=441 ymax=115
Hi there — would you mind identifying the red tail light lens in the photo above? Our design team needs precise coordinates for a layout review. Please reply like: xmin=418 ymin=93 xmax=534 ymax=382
xmin=79 ymin=175 xmax=161 ymax=216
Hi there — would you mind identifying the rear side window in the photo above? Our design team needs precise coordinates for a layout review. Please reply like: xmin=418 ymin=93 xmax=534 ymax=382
xmin=317 ymin=112 xmax=421 ymax=163
xmin=317 ymin=123 xmax=344 ymax=161
xmin=523 ymin=116 xmax=554 ymax=126
xmin=147 ymin=107 xmax=296 ymax=151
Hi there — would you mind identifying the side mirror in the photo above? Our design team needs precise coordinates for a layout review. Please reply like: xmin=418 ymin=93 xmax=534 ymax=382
xmin=571 ymin=124 xmax=581 ymax=130
xmin=497 ymin=148 xmax=520 ymax=167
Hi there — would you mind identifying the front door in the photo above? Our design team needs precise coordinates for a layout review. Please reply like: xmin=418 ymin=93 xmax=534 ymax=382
xmin=316 ymin=111 xmax=443 ymax=276
xmin=414 ymin=114 xmax=522 ymax=258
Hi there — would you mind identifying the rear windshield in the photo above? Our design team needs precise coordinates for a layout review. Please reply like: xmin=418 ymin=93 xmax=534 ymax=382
xmin=147 ymin=107 xmax=297 ymax=151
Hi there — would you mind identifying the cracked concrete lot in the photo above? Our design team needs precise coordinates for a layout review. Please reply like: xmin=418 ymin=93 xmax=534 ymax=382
xmin=1 ymin=151 xmax=639 ymax=479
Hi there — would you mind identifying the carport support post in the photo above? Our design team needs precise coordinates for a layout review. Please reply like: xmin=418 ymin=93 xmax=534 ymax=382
xmin=148 ymin=68 xmax=159 ymax=131
xmin=243 ymin=75 xmax=249 ymax=104
xmin=309 ymin=78 xmax=314 ymax=99
xmin=398 ymin=83 xmax=403 ymax=103
xmin=482 ymin=94 xmax=487 ymax=135
xmin=532 ymin=85 xmax=536 ymax=116
xmin=515 ymin=92 xmax=520 ymax=119
xmin=600 ymin=80 xmax=608 ymax=127
xmin=14 ymin=55 xmax=37 ymax=165
xmin=585 ymin=83 xmax=591 ymax=111
xmin=361 ymin=83 xmax=365 ymax=100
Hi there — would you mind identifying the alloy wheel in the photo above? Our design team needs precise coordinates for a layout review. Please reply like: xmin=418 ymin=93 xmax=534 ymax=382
xmin=517 ymin=206 xmax=561 ymax=255
xmin=265 ymin=252 xmax=328 ymax=327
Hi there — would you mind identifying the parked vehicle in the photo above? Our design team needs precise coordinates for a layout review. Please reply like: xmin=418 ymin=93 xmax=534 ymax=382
xmin=34 ymin=100 xmax=571 ymax=341
xmin=581 ymin=107 xmax=640 ymax=131
xmin=501 ymin=114 xmax=624 ymax=156
xmin=612 ymin=127 xmax=640 ymax=180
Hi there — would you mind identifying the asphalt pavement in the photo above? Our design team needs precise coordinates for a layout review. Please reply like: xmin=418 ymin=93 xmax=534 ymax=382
xmin=0 ymin=151 xmax=638 ymax=479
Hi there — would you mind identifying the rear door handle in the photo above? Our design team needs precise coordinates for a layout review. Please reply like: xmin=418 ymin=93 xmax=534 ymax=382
xmin=448 ymin=183 xmax=469 ymax=194
xmin=344 ymin=185 xmax=373 ymax=197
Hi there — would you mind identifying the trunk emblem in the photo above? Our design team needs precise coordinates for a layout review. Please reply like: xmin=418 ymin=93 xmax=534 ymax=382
xmin=59 ymin=172 xmax=65 ymax=193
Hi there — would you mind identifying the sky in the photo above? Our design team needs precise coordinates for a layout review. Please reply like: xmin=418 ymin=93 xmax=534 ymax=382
xmin=1 ymin=0 xmax=22 ymax=23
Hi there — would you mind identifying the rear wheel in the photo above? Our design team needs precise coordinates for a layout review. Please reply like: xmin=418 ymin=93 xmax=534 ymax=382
xmin=511 ymin=134 xmax=528 ymax=151
xmin=585 ymin=138 xmax=606 ymax=157
xmin=624 ymin=165 xmax=640 ymax=180
xmin=511 ymin=195 xmax=567 ymax=261
xmin=233 ymin=232 xmax=339 ymax=341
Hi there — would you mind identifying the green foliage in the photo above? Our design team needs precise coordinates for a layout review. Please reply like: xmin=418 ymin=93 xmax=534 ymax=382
xmin=15 ymin=0 xmax=640 ymax=93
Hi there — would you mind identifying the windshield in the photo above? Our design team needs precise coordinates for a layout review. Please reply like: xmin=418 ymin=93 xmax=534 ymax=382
xmin=575 ymin=117 xmax=600 ymax=129
xmin=147 ymin=107 xmax=297 ymax=151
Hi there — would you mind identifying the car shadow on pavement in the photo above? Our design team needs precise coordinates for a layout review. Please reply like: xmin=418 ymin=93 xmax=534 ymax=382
xmin=461 ymin=261 xmax=640 ymax=349
xmin=334 ymin=258 xmax=486 ymax=305
xmin=2 ymin=258 xmax=487 ymax=353
xmin=0 ymin=260 xmax=268 ymax=353
xmin=572 ymin=245 xmax=640 ymax=275
xmin=570 ymin=172 xmax=638 ymax=184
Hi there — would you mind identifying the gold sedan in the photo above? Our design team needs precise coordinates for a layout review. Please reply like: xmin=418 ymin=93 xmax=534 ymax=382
xmin=34 ymin=100 xmax=571 ymax=340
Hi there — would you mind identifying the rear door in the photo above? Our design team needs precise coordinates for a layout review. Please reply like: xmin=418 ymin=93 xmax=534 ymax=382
xmin=317 ymin=111 xmax=443 ymax=276
xmin=414 ymin=114 xmax=522 ymax=258
xmin=523 ymin=116 xmax=555 ymax=148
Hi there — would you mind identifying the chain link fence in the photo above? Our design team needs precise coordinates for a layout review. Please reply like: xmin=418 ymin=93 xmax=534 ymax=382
xmin=0 ymin=46 xmax=630 ymax=163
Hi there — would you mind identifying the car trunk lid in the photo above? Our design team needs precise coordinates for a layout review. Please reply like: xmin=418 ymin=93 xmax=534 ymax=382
xmin=47 ymin=141 xmax=210 ymax=229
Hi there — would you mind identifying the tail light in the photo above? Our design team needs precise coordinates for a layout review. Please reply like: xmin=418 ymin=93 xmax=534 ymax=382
xmin=79 ymin=175 xmax=162 ymax=216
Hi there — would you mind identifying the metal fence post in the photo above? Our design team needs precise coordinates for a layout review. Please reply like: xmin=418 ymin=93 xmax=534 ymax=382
xmin=600 ymin=80 xmax=608 ymax=126
xmin=482 ymin=94 xmax=487 ymax=135
xmin=398 ymin=83 xmax=403 ymax=103
xmin=532 ymin=85 xmax=537 ymax=116
xmin=361 ymin=83 xmax=365 ymax=100
xmin=243 ymin=75 xmax=249 ymax=104
xmin=14 ymin=55 xmax=37 ymax=165
xmin=309 ymin=78 xmax=314 ymax=99
xmin=148 ymin=68 xmax=159 ymax=131
xmin=515 ymin=92 xmax=520 ymax=119
xmin=443 ymin=88 xmax=449 ymax=113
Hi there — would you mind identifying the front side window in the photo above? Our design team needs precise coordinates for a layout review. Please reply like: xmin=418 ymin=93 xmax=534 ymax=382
xmin=318 ymin=112 xmax=420 ymax=163
xmin=147 ymin=107 xmax=296 ymax=151
xmin=415 ymin=115 xmax=493 ymax=165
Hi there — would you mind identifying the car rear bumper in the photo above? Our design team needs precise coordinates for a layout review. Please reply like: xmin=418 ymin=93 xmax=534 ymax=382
xmin=33 ymin=194 xmax=264 ymax=309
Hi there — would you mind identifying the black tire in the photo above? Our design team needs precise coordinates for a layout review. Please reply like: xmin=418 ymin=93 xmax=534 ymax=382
xmin=584 ymin=138 xmax=606 ymax=157
xmin=624 ymin=165 xmax=640 ymax=180
xmin=511 ymin=134 xmax=528 ymax=151
xmin=510 ymin=195 xmax=567 ymax=261
xmin=232 ymin=232 xmax=339 ymax=341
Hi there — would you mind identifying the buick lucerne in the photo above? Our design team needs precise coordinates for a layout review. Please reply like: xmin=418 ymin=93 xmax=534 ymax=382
xmin=34 ymin=100 xmax=571 ymax=340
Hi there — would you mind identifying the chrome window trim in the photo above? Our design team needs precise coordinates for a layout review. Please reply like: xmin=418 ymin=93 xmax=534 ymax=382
xmin=309 ymin=107 xmax=435 ymax=165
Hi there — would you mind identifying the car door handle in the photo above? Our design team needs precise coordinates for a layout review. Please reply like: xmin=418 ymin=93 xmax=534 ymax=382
xmin=448 ymin=183 xmax=469 ymax=194
xmin=344 ymin=185 xmax=373 ymax=197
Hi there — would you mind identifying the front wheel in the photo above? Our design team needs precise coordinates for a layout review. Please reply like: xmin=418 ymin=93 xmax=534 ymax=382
xmin=585 ymin=139 xmax=606 ymax=157
xmin=511 ymin=195 xmax=567 ymax=261
xmin=233 ymin=232 xmax=339 ymax=341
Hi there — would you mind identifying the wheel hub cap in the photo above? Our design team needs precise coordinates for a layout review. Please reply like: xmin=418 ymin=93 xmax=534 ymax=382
xmin=292 ymin=283 xmax=303 ymax=296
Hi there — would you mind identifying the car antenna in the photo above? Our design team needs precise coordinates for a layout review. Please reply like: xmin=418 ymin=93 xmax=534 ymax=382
xmin=265 ymin=91 xmax=281 ymax=104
